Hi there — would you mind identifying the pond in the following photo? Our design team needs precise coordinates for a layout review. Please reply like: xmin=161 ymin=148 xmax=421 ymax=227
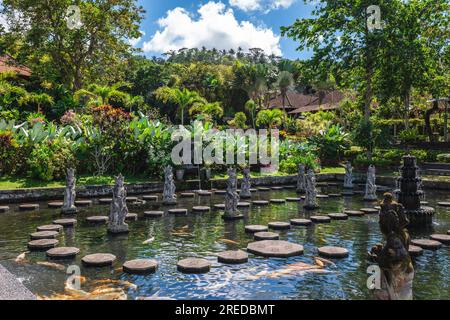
xmin=0 ymin=184 xmax=449 ymax=300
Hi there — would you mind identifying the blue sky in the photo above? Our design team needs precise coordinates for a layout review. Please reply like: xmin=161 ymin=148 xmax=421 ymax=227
xmin=134 ymin=0 xmax=315 ymax=60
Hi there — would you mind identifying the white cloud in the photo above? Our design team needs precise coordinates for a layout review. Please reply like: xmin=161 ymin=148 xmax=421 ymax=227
xmin=229 ymin=0 xmax=296 ymax=12
xmin=143 ymin=2 xmax=281 ymax=56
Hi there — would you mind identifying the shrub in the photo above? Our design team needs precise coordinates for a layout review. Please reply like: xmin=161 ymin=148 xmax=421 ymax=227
xmin=310 ymin=125 xmax=350 ymax=166
xmin=398 ymin=127 xmax=426 ymax=144
xmin=437 ymin=154 xmax=450 ymax=163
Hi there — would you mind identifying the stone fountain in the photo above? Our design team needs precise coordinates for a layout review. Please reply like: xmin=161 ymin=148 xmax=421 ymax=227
xmin=296 ymin=164 xmax=306 ymax=194
xmin=240 ymin=167 xmax=252 ymax=199
xmin=304 ymin=169 xmax=319 ymax=210
xmin=163 ymin=165 xmax=177 ymax=205
xmin=394 ymin=155 xmax=434 ymax=227
xmin=223 ymin=168 xmax=243 ymax=220
xmin=343 ymin=161 xmax=354 ymax=189
xmin=107 ymin=174 xmax=129 ymax=234
xmin=61 ymin=168 xmax=77 ymax=214
xmin=364 ymin=165 xmax=378 ymax=201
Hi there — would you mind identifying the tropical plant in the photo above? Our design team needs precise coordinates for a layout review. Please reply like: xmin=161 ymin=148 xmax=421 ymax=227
xmin=256 ymin=109 xmax=285 ymax=128
xmin=244 ymin=99 xmax=258 ymax=128
xmin=189 ymin=101 xmax=224 ymax=123
xmin=74 ymin=83 xmax=131 ymax=107
xmin=173 ymin=88 xmax=206 ymax=126
xmin=310 ymin=124 xmax=350 ymax=165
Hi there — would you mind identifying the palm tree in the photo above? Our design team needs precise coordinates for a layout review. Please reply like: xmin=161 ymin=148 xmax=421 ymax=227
xmin=245 ymin=99 xmax=258 ymax=128
xmin=256 ymin=109 xmax=285 ymax=128
xmin=174 ymin=88 xmax=205 ymax=126
xmin=19 ymin=92 xmax=54 ymax=113
xmin=276 ymin=71 xmax=294 ymax=113
xmin=74 ymin=82 xmax=130 ymax=107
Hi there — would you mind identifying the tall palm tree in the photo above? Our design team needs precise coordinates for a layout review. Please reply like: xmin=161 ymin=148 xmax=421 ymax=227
xmin=245 ymin=99 xmax=258 ymax=128
xmin=74 ymin=82 xmax=130 ymax=107
xmin=174 ymin=88 xmax=205 ymax=126
xmin=276 ymin=71 xmax=294 ymax=113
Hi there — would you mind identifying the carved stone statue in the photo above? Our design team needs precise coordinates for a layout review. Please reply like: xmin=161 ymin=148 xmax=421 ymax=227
xmin=304 ymin=169 xmax=319 ymax=209
xmin=369 ymin=193 xmax=414 ymax=300
xmin=163 ymin=165 xmax=177 ymax=205
xmin=223 ymin=168 xmax=243 ymax=220
xmin=296 ymin=164 xmax=306 ymax=194
xmin=61 ymin=168 xmax=77 ymax=214
xmin=240 ymin=167 xmax=252 ymax=199
xmin=343 ymin=161 xmax=354 ymax=189
xmin=364 ymin=165 xmax=378 ymax=201
xmin=108 ymin=174 xmax=129 ymax=234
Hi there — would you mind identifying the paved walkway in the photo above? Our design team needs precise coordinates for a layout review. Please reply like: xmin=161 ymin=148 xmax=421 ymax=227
xmin=0 ymin=264 xmax=36 ymax=300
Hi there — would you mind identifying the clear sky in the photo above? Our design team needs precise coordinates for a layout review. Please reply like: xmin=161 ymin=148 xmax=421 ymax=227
xmin=134 ymin=0 xmax=315 ymax=60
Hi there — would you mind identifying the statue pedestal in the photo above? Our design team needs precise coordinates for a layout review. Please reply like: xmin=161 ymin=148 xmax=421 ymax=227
xmin=107 ymin=224 xmax=129 ymax=234
xmin=375 ymin=269 xmax=414 ymax=300
xmin=163 ymin=199 xmax=177 ymax=205
xmin=61 ymin=207 xmax=78 ymax=215
xmin=222 ymin=213 xmax=244 ymax=221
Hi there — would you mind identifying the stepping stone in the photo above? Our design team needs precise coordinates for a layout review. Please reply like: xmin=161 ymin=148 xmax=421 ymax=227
xmin=411 ymin=239 xmax=442 ymax=250
xmin=123 ymin=259 xmax=158 ymax=274
xmin=197 ymin=191 xmax=212 ymax=196
xmin=213 ymin=204 xmax=225 ymax=210
xmin=430 ymin=234 xmax=450 ymax=245
xmin=317 ymin=194 xmax=329 ymax=199
xmin=48 ymin=202 xmax=63 ymax=208
xmin=53 ymin=218 xmax=77 ymax=227
xmin=168 ymin=208 xmax=188 ymax=215
xmin=328 ymin=213 xmax=349 ymax=220
xmin=254 ymin=232 xmax=279 ymax=241
xmin=270 ymin=199 xmax=286 ymax=204
xmin=86 ymin=216 xmax=109 ymax=224
xmin=342 ymin=191 xmax=354 ymax=196
xmin=448 ymin=230 xmax=450 ymax=235
xmin=125 ymin=213 xmax=138 ymax=221
xmin=271 ymin=186 xmax=283 ymax=190
xmin=142 ymin=195 xmax=158 ymax=201
xmin=286 ymin=197 xmax=301 ymax=202
xmin=37 ymin=224 xmax=63 ymax=232
xmin=247 ymin=240 xmax=304 ymax=258
xmin=328 ymin=182 xmax=339 ymax=186
xmin=354 ymin=191 xmax=366 ymax=195
xmin=46 ymin=247 xmax=80 ymax=259
xmin=177 ymin=258 xmax=211 ymax=274
xmin=290 ymin=219 xmax=312 ymax=226
xmin=98 ymin=198 xmax=113 ymax=204
xmin=252 ymin=200 xmax=269 ymax=206
xmin=249 ymin=188 xmax=258 ymax=192
xmin=374 ymin=206 xmax=381 ymax=210
xmin=144 ymin=211 xmax=164 ymax=218
xmin=318 ymin=246 xmax=349 ymax=258
xmin=19 ymin=204 xmax=39 ymax=211
xmin=360 ymin=208 xmax=379 ymax=214
xmin=245 ymin=225 xmax=268 ymax=233
xmin=408 ymin=245 xmax=423 ymax=257
xmin=192 ymin=206 xmax=210 ymax=213
xmin=268 ymin=222 xmax=291 ymax=230
xmin=82 ymin=253 xmax=117 ymax=267
xmin=257 ymin=187 xmax=271 ymax=192
xmin=30 ymin=231 xmax=59 ymax=240
xmin=75 ymin=200 xmax=92 ymax=207
xmin=317 ymin=182 xmax=328 ymax=187
xmin=345 ymin=210 xmax=365 ymax=217
xmin=283 ymin=185 xmax=296 ymax=189
xmin=237 ymin=202 xmax=251 ymax=208
xmin=0 ymin=206 xmax=10 ymax=213
xmin=222 ymin=213 xmax=244 ymax=221
xmin=28 ymin=239 xmax=58 ymax=250
xmin=214 ymin=190 xmax=226 ymax=195
xmin=310 ymin=216 xmax=331 ymax=223
xmin=420 ymin=201 xmax=429 ymax=205
xmin=180 ymin=192 xmax=195 ymax=198
xmin=126 ymin=197 xmax=139 ymax=203
xmin=217 ymin=250 xmax=248 ymax=264
xmin=437 ymin=202 xmax=450 ymax=207
xmin=328 ymin=194 xmax=342 ymax=198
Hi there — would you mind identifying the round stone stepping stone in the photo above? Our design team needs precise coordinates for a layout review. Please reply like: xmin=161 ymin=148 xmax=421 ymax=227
xmin=217 ymin=250 xmax=248 ymax=264
xmin=75 ymin=200 xmax=92 ymax=206
xmin=177 ymin=258 xmax=211 ymax=274
xmin=144 ymin=211 xmax=164 ymax=218
xmin=290 ymin=218 xmax=312 ymax=226
xmin=197 ymin=191 xmax=212 ymax=196
xmin=28 ymin=239 xmax=58 ymax=250
xmin=328 ymin=182 xmax=339 ymax=186
xmin=126 ymin=197 xmax=139 ymax=203
xmin=86 ymin=216 xmax=109 ymax=224
xmin=420 ymin=201 xmax=429 ymax=205
xmin=252 ymin=200 xmax=269 ymax=206
xmin=82 ymin=253 xmax=116 ymax=267
xmin=328 ymin=193 xmax=342 ymax=198
xmin=408 ymin=245 xmax=423 ymax=257
xmin=328 ymin=213 xmax=349 ymax=220
xmin=317 ymin=182 xmax=328 ymax=187
xmin=270 ymin=199 xmax=286 ymax=204
xmin=360 ymin=208 xmax=379 ymax=214
xmin=48 ymin=202 xmax=63 ymax=208
xmin=286 ymin=197 xmax=301 ymax=202
xmin=345 ymin=210 xmax=365 ymax=217
xmin=168 ymin=208 xmax=188 ymax=215
xmin=245 ymin=225 xmax=268 ymax=233
xmin=430 ymin=234 xmax=450 ymax=245
xmin=374 ymin=206 xmax=381 ymax=210
xmin=247 ymin=240 xmax=304 ymax=258
xmin=180 ymin=192 xmax=195 ymax=198
xmin=19 ymin=204 xmax=39 ymax=211
xmin=213 ymin=204 xmax=225 ymax=210
xmin=214 ymin=190 xmax=226 ymax=195
xmin=125 ymin=213 xmax=138 ymax=221
xmin=318 ymin=246 xmax=349 ymax=258
xmin=310 ymin=216 xmax=331 ymax=223
xmin=0 ymin=206 xmax=10 ymax=213
xmin=254 ymin=232 xmax=279 ymax=241
xmin=53 ymin=218 xmax=77 ymax=227
xmin=142 ymin=195 xmax=158 ymax=201
xmin=123 ymin=259 xmax=158 ymax=274
xmin=37 ymin=224 xmax=63 ymax=232
xmin=30 ymin=231 xmax=58 ymax=240
xmin=192 ymin=206 xmax=210 ymax=213
xmin=284 ymin=185 xmax=296 ymax=189
xmin=98 ymin=198 xmax=112 ymax=204
xmin=268 ymin=222 xmax=291 ymax=230
xmin=437 ymin=202 xmax=450 ymax=207
xmin=317 ymin=194 xmax=329 ymax=199
xmin=271 ymin=186 xmax=283 ymax=190
xmin=411 ymin=239 xmax=442 ymax=250
xmin=249 ymin=188 xmax=258 ymax=192
xmin=257 ymin=187 xmax=271 ymax=192
xmin=448 ymin=230 xmax=450 ymax=235
xmin=342 ymin=191 xmax=354 ymax=196
xmin=237 ymin=202 xmax=251 ymax=208
xmin=46 ymin=247 xmax=80 ymax=259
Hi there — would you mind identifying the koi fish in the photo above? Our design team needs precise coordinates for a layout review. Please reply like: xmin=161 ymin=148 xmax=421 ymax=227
xmin=143 ymin=237 xmax=155 ymax=244
xmin=218 ymin=239 xmax=240 ymax=245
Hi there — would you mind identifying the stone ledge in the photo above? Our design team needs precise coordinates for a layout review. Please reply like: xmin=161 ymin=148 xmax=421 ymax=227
xmin=0 ymin=264 xmax=36 ymax=300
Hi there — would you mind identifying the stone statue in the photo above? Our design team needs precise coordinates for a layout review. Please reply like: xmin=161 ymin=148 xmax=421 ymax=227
xmin=240 ymin=167 xmax=252 ymax=199
xmin=369 ymin=193 xmax=414 ymax=300
xmin=343 ymin=161 xmax=354 ymax=189
xmin=364 ymin=165 xmax=378 ymax=201
xmin=108 ymin=174 xmax=129 ymax=234
xmin=296 ymin=164 xmax=306 ymax=194
xmin=304 ymin=169 xmax=319 ymax=209
xmin=223 ymin=168 xmax=243 ymax=220
xmin=163 ymin=165 xmax=177 ymax=205
xmin=61 ymin=168 xmax=77 ymax=214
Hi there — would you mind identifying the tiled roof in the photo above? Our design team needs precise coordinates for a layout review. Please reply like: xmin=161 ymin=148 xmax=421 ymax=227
xmin=269 ymin=90 xmax=345 ymax=113
xmin=0 ymin=55 xmax=32 ymax=77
